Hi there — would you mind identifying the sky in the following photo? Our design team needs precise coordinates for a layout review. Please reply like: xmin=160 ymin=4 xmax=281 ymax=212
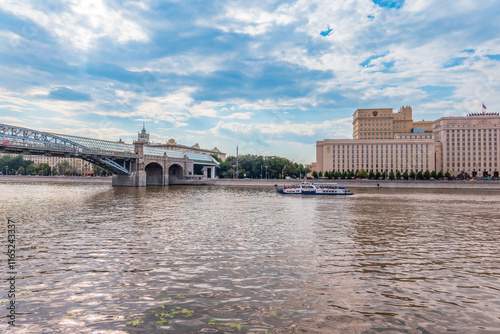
xmin=0 ymin=0 xmax=499 ymax=164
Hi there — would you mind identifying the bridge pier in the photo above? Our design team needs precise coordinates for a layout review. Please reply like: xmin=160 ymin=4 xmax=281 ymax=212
xmin=112 ymin=171 xmax=146 ymax=187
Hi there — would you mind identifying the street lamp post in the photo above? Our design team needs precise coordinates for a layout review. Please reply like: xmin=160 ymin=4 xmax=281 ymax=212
xmin=261 ymin=165 xmax=263 ymax=179
xmin=265 ymin=166 xmax=268 ymax=180
xmin=5 ymin=165 xmax=8 ymax=175
xmin=282 ymin=166 xmax=286 ymax=179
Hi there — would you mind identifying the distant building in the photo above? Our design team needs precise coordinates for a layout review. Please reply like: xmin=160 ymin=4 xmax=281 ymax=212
xmin=316 ymin=107 xmax=500 ymax=178
xmin=353 ymin=106 xmax=415 ymax=139
xmin=137 ymin=122 xmax=150 ymax=144
xmin=306 ymin=162 xmax=317 ymax=178
xmin=138 ymin=124 xmax=226 ymax=161
xmin=0 ymin=153 xmax=93 ymax=175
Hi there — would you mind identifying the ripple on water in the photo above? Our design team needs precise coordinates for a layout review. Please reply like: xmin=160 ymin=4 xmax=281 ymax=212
xmin=0 ymin=184 xmax=499 ymax=333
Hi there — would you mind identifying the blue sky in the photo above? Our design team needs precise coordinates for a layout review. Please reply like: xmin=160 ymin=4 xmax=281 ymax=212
xmin=0 ymin=0 xmax=499 ymax=164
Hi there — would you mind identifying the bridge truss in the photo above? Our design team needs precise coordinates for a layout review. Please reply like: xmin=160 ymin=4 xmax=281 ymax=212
xmin=0 ymin=124 xmax=134 ymax=175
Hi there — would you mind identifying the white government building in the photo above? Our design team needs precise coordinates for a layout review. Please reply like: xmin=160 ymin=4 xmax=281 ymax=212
xmin=316 ymin=106 xmax=500 ymax=178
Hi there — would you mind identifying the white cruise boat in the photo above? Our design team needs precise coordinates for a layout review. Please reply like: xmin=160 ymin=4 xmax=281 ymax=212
xmin=276 ymin=182 xmax=353 ymax=195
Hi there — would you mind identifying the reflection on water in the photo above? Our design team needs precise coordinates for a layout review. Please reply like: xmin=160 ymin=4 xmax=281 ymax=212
xmin=1 ymin=184 xmax=499 ymax=333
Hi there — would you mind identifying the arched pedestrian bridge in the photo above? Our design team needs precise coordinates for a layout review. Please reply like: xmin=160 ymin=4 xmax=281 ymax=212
xmin=0 ymin=123 xmax=219 ymax=186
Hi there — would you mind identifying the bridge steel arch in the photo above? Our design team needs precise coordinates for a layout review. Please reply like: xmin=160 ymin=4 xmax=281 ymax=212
xmin=0 ymin=123 xmax=133 ymax=175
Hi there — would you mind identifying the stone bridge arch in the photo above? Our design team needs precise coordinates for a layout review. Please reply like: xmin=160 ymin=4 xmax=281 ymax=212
xmin=145 ymin=162 xmax=163 ymax=186
xmin=168 ymin=163 xmax=184 ymax=182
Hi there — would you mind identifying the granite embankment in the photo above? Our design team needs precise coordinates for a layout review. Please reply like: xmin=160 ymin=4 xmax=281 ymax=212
xmin=2 ymin=175 xmax=500 ymax=190
xmin=0 ymin=175 xmax=112 ymax=184
xmin=207 ymin=178 xmax=500 ymax=190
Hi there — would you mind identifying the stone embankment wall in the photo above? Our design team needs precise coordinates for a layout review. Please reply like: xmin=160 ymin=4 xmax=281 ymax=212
xmin=0 ymin=175 xmax=112 ymax=184
xmin=208 ymin=178 xmax=500 ymax=190
xmin=2 ymin=175 xmax=500 ymax=190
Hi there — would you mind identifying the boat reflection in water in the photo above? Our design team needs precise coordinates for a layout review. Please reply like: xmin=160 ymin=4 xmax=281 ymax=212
xmin=275 ymin=182 xmax=353 ymax=195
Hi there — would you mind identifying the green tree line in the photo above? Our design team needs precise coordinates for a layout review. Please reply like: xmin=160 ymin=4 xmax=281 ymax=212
xmin=313 ymin=169 xmax=451 ymax=180
xmin=213 ymin=154 xmax=310 ymax=179
xmin=0 ymin=154 xmax=34 ymax=175
xmin=0 ymin=154 xmax=110 ymax=176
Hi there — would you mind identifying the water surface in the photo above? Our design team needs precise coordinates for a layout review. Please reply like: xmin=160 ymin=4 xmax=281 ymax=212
xmin=1 ymin=184 xmax=499 ymax=333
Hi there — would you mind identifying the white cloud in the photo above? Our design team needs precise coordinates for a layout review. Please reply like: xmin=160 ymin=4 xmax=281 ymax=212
xmin=139 ymin=53 xmax=233 ymax=76
xmin=221 ymin=112 xmax=253 ymax=119
xmin=211 ymin=2 xmax=297 ymax=36
xmin=0 ymin=116 xmax=25 ymax=125
xmin=0 ymin=0 xmax=148 ymax=50
xmin=209 ymin=117 xmax=352 ymax=138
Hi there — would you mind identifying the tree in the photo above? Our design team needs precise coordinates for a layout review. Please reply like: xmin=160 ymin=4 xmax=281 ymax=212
xmin=381 ymin=171 xmax=386 ymax=179
xmin=26 ymin=163 xmax=36 ymax=175
xmin=444 ymin=171 xmax=451 ymax=179
xmin=368 ymin=169 xmax=375 ymax=179
xmin=218 ymin=154 xmax=307 ymax=180
xmin=318 ymin=171 xmax=323 ymax=178
xmin=424 ymin=170 xmax=431 ymax=180
xmin=389 ymin=171 xmax=395 ymax=180
xmin=349 ymin=170 xmax=355 ymax=179
xmin=437 ymin=171 xmax=444 ymax=179
xmin=38 ymin=163 xmax=51 ymax=176
xmin=409 ymin=170 xmax=415 ymax=180
xmin=375 ymin=171 xmax=381 ymax=179
xmin=417 ymin=170 xmax=423 ymax=180
xmin=92 ymin=164 xmax=110 ymax=177
xmin=210 ymin=154 xmax=222 ymax=164
xmin=238 ymin=169 xmax=247 ymax=179
xmin=396 ymin=170 xmax=401 ymax=180
xmin=430 ymin=170 xmax=437 ymax=179
xmin=57 ymin=160 xmax=71 ymax=175
xmin=357 ymin=169 xmax=368 ymax=179
xmin=0 ymin=154 xmax=34 ymax=175
xmin=312 ymin=171 xmax=318 ymax=178
xmin=403 ymin=171 xmax=409 ymax=180
xmin=324 ymin=171 xmax=330 ymax=179
xmin=17 ymin=166 xmax=25 ymax=175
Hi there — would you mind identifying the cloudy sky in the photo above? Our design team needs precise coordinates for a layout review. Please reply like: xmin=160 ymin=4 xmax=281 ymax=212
xmin=0 ymin=0 xmax=499 ymax=163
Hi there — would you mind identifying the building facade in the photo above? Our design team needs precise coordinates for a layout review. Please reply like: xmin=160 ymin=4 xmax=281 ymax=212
xmin=0 ymin=153 xmax=94 ymax=175
xmin=317 ymin=108 xmax=500 ymax=178
xmin=433 ymin=115 xmax=500 ymax=177
xmin=317 ymin=137 xmax=437 ymax=175
xmin=352 ymin=106 xmax=414 ymax=139
xmin=149 ymin=139 xmax=226 ymax=162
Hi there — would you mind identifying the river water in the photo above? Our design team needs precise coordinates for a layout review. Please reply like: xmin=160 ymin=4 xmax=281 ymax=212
xmin=1 ymin=183 xmax=499 ymax=333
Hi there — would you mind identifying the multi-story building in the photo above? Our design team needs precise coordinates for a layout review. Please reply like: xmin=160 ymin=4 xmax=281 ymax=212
xmin=317 ymin=137 xmax=437 ymax=175
xmin=433 ymin=114 xmax=499 ymax=177
xmin=25 ymin=155 xmax=93 ymax=174
xmin=352 ymin=106 xmax=414 ymax=139
xmin=317 ymin=107 xmax=500 ymax=178
xmin=0 ymin=153 xmax=94 ymax=175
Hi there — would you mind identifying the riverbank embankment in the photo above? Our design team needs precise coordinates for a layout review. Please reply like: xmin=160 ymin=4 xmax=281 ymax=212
xmin=0 ymin=175 xmax=112 ymax=184
xmin=207 ymin=178 xmax=500 ymax=190
xmin=2 ymin=175 xmax=500 ymax=190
